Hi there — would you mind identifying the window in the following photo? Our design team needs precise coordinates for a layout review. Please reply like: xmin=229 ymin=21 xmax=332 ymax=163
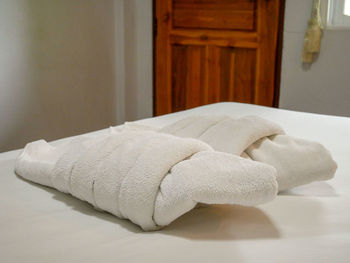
xmin=345 ymin=0 xmax=350 ymax=15
xmin=327 ymin=0 xmax=350 ymax=28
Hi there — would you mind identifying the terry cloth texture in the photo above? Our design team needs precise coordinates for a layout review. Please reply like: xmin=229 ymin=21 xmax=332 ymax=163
xmin=15 ymin=130 xmax=278 ymax=230
xmin=117 ymin=115 xmax=337 ymax=192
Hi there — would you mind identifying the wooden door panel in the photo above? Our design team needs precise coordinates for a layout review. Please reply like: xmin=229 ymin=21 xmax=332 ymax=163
xmin=171 ymin=45 xmax=206 ymax=112
xmin=173 ymin=0 xmax=256 ymax=31
xmin=155 ymin=0 xmax=283 ymax=115
xmin=170 ymin=45 xmax=256 ymax=112
xmin=217 ymin=47 xmax=256 ymax=103
xmin=232 ymin=48 xmax=256 ymax=103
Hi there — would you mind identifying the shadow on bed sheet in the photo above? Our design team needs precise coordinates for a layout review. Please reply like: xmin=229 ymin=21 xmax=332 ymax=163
xmin=159 ymin=204 xmax=281 ymax=240
xmin=17 ymin=174 xmax=280 ymax=240
xmin=279 ymin=181 xmax=337 ymax=197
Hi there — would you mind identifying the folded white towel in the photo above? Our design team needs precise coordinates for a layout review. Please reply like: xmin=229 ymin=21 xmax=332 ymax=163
xmin=117 ymin=115 xmax=337 ymax=191
xmin=158 ymin=115 xmax=338 ymax=191
xmin=15 ymin=130 xmax=278 ymax=230
xmin=15 ymin=115 xmax=337 ymax=230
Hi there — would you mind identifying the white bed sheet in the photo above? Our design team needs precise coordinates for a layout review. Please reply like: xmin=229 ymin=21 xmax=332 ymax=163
xmin=1 ymin=102 xmax=349 ymax=263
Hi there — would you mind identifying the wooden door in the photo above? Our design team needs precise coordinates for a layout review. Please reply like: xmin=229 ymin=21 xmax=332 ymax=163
xmin=154 ymin=0 xmax=284 ymax=115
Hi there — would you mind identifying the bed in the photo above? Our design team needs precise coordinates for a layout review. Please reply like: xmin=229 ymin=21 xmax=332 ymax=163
xmin=1 ymin=102 xmax=349 ymax=263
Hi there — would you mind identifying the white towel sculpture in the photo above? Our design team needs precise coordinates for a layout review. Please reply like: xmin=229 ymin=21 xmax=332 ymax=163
xmin=15 ymin=115 xmax=337 ymax=230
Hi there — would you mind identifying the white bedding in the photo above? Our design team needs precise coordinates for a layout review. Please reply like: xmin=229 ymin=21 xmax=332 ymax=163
xmin=1 ymin=102 xmax=350 ymax=263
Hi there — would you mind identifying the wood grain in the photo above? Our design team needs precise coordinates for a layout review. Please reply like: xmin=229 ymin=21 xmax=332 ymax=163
xmin=255 ymin=0 xmax=280 ymax=106
xmin=173 ymin=0 xmax=255 ymax=31
xmin=155 ymin=0 xmax=283 ymax=115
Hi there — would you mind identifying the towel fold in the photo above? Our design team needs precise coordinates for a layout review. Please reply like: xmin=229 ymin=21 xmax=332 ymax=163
xmin=15 ymin=130 xmax=278 ymax=230
xmin=118 ymin=115 xmax=337 ymax=192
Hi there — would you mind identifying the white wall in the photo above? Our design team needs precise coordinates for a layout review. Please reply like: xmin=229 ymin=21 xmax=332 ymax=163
xmin=119 ymin=0 xmax=153 ymax=122
xmin=0 ymin=0 xmax=117 ymax=152
xmin=279 ymin=0 xmax=350 ymax=117
xmin=0 ymin=0 xmax=153 ymax=152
